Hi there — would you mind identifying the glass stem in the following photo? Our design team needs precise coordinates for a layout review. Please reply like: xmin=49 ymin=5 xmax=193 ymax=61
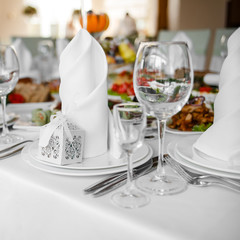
xmin=125 ymin=150 xmax=134 ymax=193
xmin=1 ymin=95 xmax=9 ymax=137
xmin=156 ymin=118 xmax=166 ymax=178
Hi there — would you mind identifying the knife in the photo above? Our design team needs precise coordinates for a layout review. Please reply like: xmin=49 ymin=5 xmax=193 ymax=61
xmin=91 ymin=157 xmax=158 ymax=197
xmin=84 ymin=157 xmax=154 ymax=194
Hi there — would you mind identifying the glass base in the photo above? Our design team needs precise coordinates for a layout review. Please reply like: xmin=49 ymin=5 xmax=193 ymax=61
xmin=0 ymin=133 xmax=24 ymax=145
xmin=136 ymin=171 xmax=187 ymax=196
xmin=111 ymin=188 xmax=150 ymax=209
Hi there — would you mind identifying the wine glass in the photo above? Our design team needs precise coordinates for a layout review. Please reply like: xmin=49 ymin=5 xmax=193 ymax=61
xmin=220 ymin=34 xmax=227 ymax=59
xmin=133 ymin=41 xmax=193 ymax=195
xmin=112 ymin=102 xmax=150 ymax=209
xmin=0 ymin=45 xmax=23 ymax=144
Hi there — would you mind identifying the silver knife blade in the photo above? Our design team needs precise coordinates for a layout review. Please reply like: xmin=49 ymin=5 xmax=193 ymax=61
xmin=84 ymin=158 xmax=154 ymax=194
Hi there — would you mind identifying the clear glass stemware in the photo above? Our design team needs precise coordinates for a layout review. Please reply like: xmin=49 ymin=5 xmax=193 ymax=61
xmin=133 ymin=41 xmax=194 ymax=195
xmin=111 ymin=102 xmax=150 ymax=209
xmin=0 ymin=45 xmax=23 ymax=144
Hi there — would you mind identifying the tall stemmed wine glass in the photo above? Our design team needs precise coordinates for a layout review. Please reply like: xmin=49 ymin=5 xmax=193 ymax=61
xmin=133 ymin=41 xmax=193 ymax=195
xmin=0 ymin=45 xmax=23 ymax=144
xmin=112 ymin=102 xmax=150 ymax=209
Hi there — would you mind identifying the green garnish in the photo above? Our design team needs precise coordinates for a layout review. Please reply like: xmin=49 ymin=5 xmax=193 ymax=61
xmin=192 ymin=123 xmax=212 ymax=132
xmin=31 ymin=108 xmax=58 ymax=126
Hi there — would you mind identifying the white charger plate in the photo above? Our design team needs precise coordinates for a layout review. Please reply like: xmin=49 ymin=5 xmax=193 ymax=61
xmin=22 ymin=142 xmax=153 ymax=176
xmin=167 ymin=138 xmax=240 ymax=179
xmin=29 ymin=141 xmax=149 ymax=170
xmin=175 ymin=135 xmax=240 ymax=174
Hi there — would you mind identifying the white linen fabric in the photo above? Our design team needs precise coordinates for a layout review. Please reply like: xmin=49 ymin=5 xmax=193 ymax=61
xmin=1 ymin=130 xmax=240 ymax=240
xmin=59 ymin=29 xmax=121 ymax=159
xmin=194 ymin=27 xmax=240 ymax=165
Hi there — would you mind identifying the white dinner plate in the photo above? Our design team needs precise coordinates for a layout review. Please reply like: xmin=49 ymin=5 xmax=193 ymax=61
xmin=167 ymin=138 xmax=240 ymax=179
xmin=22 ymin=142 xmax=153 ymax=176
xmin=175 ymin=135 xmax=240 ymax=174
xmin=0 ymin=113 xmax=19 ymax=128
xmin=8 ymin=102 xmax=55 ymax=131
xmin=13 ymin=118 xmax=40 ymax=131
xmin=166 ymin=126 xmax=202 ymax=135
xmin=7 ymin=102 xmax=54 ymax=114
xmin=28 ymin=141 xmax=149 ymax=170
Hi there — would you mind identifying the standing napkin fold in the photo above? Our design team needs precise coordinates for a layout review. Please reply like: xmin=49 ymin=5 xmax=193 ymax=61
xmin=194 ymin=28 xmax=240 ymax=165
xmin=59 ymin=29 xmax=121 ymax=159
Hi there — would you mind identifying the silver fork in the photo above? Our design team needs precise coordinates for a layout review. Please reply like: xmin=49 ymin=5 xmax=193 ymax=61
xmin=164 ymin=154 xmax=240 ymax=193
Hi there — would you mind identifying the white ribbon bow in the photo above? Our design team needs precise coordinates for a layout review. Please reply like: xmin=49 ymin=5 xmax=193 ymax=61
xmin=39 ymin=111 xmax=73 ymax=147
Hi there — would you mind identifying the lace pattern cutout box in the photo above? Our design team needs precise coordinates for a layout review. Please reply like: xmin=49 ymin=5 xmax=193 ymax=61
xmin=38 ymin=115 xmax=85 ymax=165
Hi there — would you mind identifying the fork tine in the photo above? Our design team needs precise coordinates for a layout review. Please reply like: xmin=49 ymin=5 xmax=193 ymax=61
xmin=164 ymin=154 xmax=193 ymax=183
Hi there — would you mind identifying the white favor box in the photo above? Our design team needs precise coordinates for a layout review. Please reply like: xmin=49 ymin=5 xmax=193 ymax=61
xmin=38 ymin=121 xmax=84 ymax=165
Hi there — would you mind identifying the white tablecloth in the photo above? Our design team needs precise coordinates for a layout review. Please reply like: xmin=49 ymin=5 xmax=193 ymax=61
xmin=0 ymin=130 xmax=239 ymax=240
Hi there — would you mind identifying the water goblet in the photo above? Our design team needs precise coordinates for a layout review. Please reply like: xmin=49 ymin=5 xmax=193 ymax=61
xmin=112 ymin=102 xmax=150 ymax=209
xmin=133 ymin=41 xmax=194 ymax=195
xmin=0 ymin=45 xmax=23 ymax=144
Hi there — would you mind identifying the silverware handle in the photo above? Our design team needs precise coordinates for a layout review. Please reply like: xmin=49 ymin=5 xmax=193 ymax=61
xmin=84 ymin=172 xmax=125 ymax=194
xmin=93 ymin=177 xmax=127 ymax=197
xmin=84 ymin=158 xmax=154 ymax=194
xmin=0 ymin=140 xmax=33 ymax=154
xmin=196 ymin=176 xmax=240 ymax=193
xmin=92 ymin=163 xmax=157 ymax=197
xmin=0 ymin=146 xmax=24 ymax=159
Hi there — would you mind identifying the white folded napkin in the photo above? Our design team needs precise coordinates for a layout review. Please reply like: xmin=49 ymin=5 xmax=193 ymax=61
xmin=203 ymin=73 xmax=220 ymax=86
xmin=12 ymin=38 xmax=35 ymax=79
xmin=59 ymin=29 xmax=121 ymax=159
xmin=194 ymin=27 xmax=240 ymax=165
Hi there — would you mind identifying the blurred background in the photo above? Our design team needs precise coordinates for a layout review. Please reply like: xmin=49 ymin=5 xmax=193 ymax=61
xmin=1 ymin=0 xmax=240 ymax=70
xmin=0 ymin=0 xmax=240 ymax=127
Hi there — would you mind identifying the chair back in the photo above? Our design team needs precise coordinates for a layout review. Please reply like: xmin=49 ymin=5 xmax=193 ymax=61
xmin=209 ymin=28 xmax=237 ymax=72
xmin=11 ymin=37 xmax=55 ymax=57
xmin=158 ymin=29 xmax=211 ymax=71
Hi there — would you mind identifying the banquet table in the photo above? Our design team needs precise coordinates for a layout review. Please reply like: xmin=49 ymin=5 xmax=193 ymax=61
xmin=0 ymin=129 xmax=239 ymax=240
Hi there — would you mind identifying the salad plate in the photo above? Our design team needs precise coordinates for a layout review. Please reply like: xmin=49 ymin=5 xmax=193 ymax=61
xmin=22 ymin=142 xmax=153 ymax=176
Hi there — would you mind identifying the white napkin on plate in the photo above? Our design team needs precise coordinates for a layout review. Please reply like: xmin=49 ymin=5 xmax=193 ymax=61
xmin=12 ymin=38 xmax=35 ymax=79
xmin=59 ymin=29 xmax=121 ymax=159
xmin=194 ymin=27 xmax=240 ymax=165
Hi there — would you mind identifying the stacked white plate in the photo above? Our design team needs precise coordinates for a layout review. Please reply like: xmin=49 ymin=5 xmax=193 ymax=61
xmin=167 ymin=135 xmax=240 ymax=179
xmin=22 ymin=141 xmax=153 ymax=176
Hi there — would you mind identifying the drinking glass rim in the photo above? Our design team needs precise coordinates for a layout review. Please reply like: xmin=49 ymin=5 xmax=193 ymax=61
xmin=139 ymin=41 xmax=189 ymax=47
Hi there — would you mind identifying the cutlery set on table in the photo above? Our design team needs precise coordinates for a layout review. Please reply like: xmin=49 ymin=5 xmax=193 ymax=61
xmin=84 ymin=155 xmax=240 ymax=198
